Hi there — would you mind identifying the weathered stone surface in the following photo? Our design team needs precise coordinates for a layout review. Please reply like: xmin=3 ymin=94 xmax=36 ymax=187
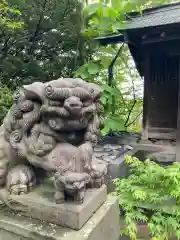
xmin=0 ymin=230 xmax=27 ymax=240
xmin=147 ymin=152 xmax=175 ymax=164
xmin=94 ymin=144 xmax=134 ymax=193
xmin=5 ymin=181 xmax=107 ymax=230
xmin=0 ymin=77 xmax=107 ymax=206
xmin=0 ymin=195 xmax=119 ymax=240
xmin=106 ymin=157 xmax=130 ymax=193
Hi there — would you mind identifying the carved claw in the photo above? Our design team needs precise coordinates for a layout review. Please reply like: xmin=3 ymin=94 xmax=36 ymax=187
xmin=74 ymin=188 xmax=85 ymax=204
xmin=6 ymin=165 xmax=36 ymax=195
xmin=93 ymin=176 xmax=105 ymax=188
xmin=54 ymin=191 xmax=65 ymax=204
xmin=54 ymin=172 xmax=90 ymax=204
xmin=85 ymin=164 xmax=107 ymax=188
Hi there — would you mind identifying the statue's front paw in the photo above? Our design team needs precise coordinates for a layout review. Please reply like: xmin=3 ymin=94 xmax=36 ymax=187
xmin=65 ymin=180 xmax=86 ymax=204
xmin=6 ymin=165 xmax=36 ymax=195
xmin=54 ymin=172 xmax=90 ymax=204
xmin=88 ymin=164 xmax=107 ymax=188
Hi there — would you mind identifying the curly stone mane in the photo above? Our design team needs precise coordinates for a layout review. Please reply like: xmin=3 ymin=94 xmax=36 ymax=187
xmin=0 ymin=78 xmax=107 ymax=205
xmin=3 ymin=78 xmax=104 ymax=156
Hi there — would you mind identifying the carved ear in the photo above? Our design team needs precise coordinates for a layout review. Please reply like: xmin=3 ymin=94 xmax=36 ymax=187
xmin=23 ymin=82 xmax=45 ymax=103
xmin=88 ymin=83 xmax=103 ymax=100
xmin=88 ymin=83 xmax=103 ymax=92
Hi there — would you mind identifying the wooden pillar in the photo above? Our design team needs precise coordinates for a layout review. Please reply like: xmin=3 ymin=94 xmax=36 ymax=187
xmin=176 ymin=58 xmax=180 ymax=161
xmin=142 ymin=55 xmax=150 ymax=140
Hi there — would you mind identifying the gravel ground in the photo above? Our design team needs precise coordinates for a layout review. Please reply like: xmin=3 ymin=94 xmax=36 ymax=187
xmin=96 ymin=131 xmax=140 ymax=163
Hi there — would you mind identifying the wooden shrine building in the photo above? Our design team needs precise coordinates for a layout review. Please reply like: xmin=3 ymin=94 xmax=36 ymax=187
xmin=97 ymin=2 xmax=180 ymax=161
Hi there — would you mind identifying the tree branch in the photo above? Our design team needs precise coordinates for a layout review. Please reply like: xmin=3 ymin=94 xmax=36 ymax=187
xmin=126 ymin=110 xmax=143 ymax=128
xmin=124 ymin=99 xmax=137 ymax=127
xmin=108 ymin=43 xmax=124 ymax=86
xmin=62 ymin=0 xmax=71 ymax=18
xmin=0 ymin=36 xmax=11 ymax=60
xmin=107 ymin=43 xmax=124 ymax=115
xmin=28 ymin=0 xmax=48 ymax=54
xmin=119 ymin=89 xmax=128 ymax=112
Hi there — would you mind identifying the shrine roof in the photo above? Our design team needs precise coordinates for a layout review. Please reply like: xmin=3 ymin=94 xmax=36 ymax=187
xmin=124 ymin=2 xmax=180 ymax=30
xmin=96 ymin=2 xmax=180 ymax=45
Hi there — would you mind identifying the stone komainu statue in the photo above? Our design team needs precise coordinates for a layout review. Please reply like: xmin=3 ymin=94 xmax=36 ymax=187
xmin=0 ymin=78 xmax=107 ymax=204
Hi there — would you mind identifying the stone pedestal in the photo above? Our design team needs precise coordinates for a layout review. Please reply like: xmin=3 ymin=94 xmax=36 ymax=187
xmin=94 ymin=144 xmax=135 ymax=193
xmin=6 ymin=181 xmax=107 ymax=230
xmin=0 ymin=195 xmax=119 ymax=240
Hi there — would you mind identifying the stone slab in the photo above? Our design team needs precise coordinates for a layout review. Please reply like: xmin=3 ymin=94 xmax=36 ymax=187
xmin=102 ymin=149 xmax=135 ymax=193
xmin=7 ymin=182 xmax=107 ymax=230
xmin=0 ymin=195 xmax=119 ymax=240
xmin=107 ymin=157 xmax=130 ymax=193
xmin=93 ymin=144 xmax=136 ymax=194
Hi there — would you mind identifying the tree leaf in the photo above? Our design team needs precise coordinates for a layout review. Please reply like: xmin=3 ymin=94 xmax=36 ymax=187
xmin=105 ymin=115 xmax=125 ymax=131
xmin=87 ymin=62 xmax=100 ymax=75
xmin=86 ymin=3 xmax=99 ymax=16
xmin=101 ymin=125 xmax=110 ymax=136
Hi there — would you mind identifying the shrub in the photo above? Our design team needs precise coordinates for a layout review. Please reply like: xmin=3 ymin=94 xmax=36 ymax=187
xmin=0 ymin=85 xmax=12 ymax=124
xmin=113 ymin=155 xmax=180 ymax=240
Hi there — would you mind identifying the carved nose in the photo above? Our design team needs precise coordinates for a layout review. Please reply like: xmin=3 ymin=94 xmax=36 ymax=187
xmin=70 ymin=103 xmax=78 ymax=107
xmin=69 ymin=102 xmax=81 ymax=108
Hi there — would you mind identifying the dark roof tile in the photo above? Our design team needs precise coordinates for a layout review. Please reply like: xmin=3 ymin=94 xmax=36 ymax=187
xmin=124 ymin=3 xmax=180 ymax=30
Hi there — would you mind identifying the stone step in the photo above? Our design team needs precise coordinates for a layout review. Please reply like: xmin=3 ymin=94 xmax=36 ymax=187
xmin=0 ymin=195 xmax=119 ymax=240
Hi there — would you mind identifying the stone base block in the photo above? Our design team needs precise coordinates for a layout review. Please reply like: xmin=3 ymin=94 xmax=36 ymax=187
xmin=6 ymin=182 xmax=107 ymax=230
xmin=0 ymin=195 xmax=119 ymax=240
xmin=107 ymin=157 xmax=130 ymax=193
xmin=94 ymin=144 xmax=136 ymax=193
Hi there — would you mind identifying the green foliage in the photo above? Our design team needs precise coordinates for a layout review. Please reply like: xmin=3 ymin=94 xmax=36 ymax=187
xmin=0 ymin=85 xmax=12 ymax=123
xmin=0 ymin=1 xmax=22 ymax=119
xmin=100 ymin=84 xmax=126 ymax=135
xmin=0 ymin=0 xmax=24 ymax=29
xmin=77 ymin=0 xmax=179 ymax=135
xmin=0 ymin=0 xmax=90 ymax=89
xmin=75 ymin=44 xmax=143 ymax=135
xmin=83 ymin=0 xmax=178 ymax=38
xmin=113 ymin=156 xmax=180 ymax=240
xmin=76 ymin=60 xmax=129 ymax=135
